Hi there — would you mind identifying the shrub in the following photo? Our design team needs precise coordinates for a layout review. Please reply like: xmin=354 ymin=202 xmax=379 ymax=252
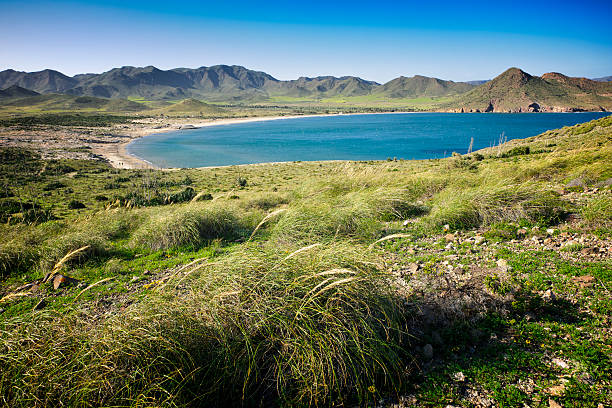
xmin=501 ymin=146 xmax=530 ymax=158
xmin=236 ymin=176 xmax=247 ymax=187
xmin=43 ymin=181 xmax=66 ymax=191
xmin=67 ymin=200 xmax=86 ymax=209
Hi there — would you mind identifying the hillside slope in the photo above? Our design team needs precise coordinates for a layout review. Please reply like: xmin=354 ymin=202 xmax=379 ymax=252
xmin=446 ymin=68 xmax=612 ymax=112
xmin=0 ymin=85 xmax=40 ymax=99
xmin=153 ymin=98 xmax=226 ymax=116
xmin=0 ymin=93 xmax=147 ymax=113
xmin=373 ymin=75 xmax=475 ymax=98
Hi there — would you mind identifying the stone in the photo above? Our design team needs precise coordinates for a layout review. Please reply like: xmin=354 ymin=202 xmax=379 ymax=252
xmin=517 ymin=228 xmax=527 ymax=237
xmin=52 ymin=274 xmax=79 ymax=290
xmin=445 ymin=233 xmax=455 ymax=242
xmin=497 ymin=259 xmax=509 ymax=272
xmin=474 ymin=236 xmax=485 ymax=245
xmin=552 ymin=358 xmax=569 ymax=369
xmin=407 ymin=263 xmax=419 ymax=273
xmin=547 ymin=383 xmax=565 ymax=396
xmin=571 ymin=275 xmax=595 ymax=288
xmin=422 ymin=343 xmax=433 ymax=359
xmin=549 ymin=398 xmax=562 ymax=408
xmin=452 ymin=371 xmax=466 ymax=382
xmin=546 ymin=228 xmax=556 ymax=235
xmin=543 ymin=289 xmax=556 ymax=302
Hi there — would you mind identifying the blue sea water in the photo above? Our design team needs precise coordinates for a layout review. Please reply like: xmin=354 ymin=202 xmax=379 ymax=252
xmin=127 ymin=112 xmax=610 ymax=168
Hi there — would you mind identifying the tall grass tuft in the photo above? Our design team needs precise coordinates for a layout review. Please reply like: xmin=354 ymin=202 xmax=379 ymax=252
xmin=130 ymin=202 xmax=252 ymax=250
xmin=423 ymin=184 xmax=567 ymax=230
xmin=0 ymin=243 xmax=410 ymax=407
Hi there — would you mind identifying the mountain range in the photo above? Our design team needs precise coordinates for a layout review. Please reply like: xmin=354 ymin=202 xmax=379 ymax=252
xmin=0 ymin=65 xmax=479 ymax=101
xmin=0 ymin=65 xmax=611 ymax=112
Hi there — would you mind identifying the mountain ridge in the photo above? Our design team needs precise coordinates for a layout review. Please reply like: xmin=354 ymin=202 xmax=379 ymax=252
xmin=1 ymin=66 xmax=610 ymax=112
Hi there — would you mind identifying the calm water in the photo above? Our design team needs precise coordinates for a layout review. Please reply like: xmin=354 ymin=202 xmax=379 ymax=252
xmin=127 ymin=112 xmax=610 ymax=168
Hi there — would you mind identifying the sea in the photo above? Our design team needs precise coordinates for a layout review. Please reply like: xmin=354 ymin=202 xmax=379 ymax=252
xmin=127 ymin=112 xmax=610 ymax=168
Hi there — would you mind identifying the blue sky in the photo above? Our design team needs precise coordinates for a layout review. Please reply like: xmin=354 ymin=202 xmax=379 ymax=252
xmin=1 ymin=0 xmax=611 ymax=82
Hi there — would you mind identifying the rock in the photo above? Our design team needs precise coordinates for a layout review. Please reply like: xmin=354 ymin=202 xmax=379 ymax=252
xmin=407 ymin=263 xmax=419 ymax=273
xmin=423 ymin=343 xmax=433 ymax=360
xmin=547 ymin=383 xmax=565 ymax=396
xmin=549 ymin=398 xmax=562 ymax=408
xmin=452 ymin=371 xmax=466 ymax=382
xmin=542 ymin=289 xmax=556 ymax=302
xmin=571 ymin=275 xmax=595 ymax=288
xmin=566 ymin=178 xmax=585 ymax=189
xmin=546 ymin=228 xmax=556 ymax=235
xmin=52 ymin=274 xmax=79 ymax=290
xmin=497 ymin=259 xmax=509 ymax=272
xmin=474 ymin=236 xmax=485 ymax=245
xmin=552 ymin=358 xmax=569 ymax=369
xmin=517 ymin=228 xmax=527 ymax=237
xmin=445 ymin=233 xmax=455 ymax=242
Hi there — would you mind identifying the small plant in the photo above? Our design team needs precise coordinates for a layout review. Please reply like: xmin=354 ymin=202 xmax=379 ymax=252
xmin=484 ymin=273 xmax=511 ymax=295
xmin=68 ymin=200 xmax=86 ymax=209
xmin=236 ymin=176 xmax=248 ymax=187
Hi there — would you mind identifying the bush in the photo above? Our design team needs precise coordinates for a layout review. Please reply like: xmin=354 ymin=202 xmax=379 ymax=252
xmin=43 ymin=181 xmax=66 ymax=191
xmin=501 ymin=146 xmax=530 ymax=158
xmin=67 ymin=200 xmax=86 ymax=209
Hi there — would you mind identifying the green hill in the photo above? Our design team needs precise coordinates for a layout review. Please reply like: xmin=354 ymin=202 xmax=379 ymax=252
xmin=0 ymin=85 xmax=40 ymax=99
xmin=373 ymin=75 xmax=475 ymax=98
xmin=153 ymin=98 xmax=226 ymax=116
xmin=0 ymin=93 xmax=147 ymax=114
xmin=446 ymin=68 xmax=612 ymax=112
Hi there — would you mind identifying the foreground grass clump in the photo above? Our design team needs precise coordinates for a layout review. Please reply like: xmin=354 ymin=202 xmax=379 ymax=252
xmin=0 ymin=243 xmax=409 ymax=407
xmin=131 ymin=202 xmax=257 ymax=250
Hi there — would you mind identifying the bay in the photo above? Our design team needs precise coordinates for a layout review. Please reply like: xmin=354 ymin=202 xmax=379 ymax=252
xmin=127 ymin=112 xmax=610 ymax=168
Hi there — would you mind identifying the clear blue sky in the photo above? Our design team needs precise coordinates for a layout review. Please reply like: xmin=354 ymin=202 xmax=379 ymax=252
xmin=1 ymin=0 xmax=611 ymax=82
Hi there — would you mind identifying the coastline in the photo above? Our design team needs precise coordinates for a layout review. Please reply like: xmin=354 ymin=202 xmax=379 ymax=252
xmin=109 ymin=112 xmax=400 ymax=169
xmin=99 ymin=110 xmax=610 ymax=170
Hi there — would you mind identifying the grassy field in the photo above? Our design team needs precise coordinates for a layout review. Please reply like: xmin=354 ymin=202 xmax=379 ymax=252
xmin=0 ymin=116 xmax=610 ymax=407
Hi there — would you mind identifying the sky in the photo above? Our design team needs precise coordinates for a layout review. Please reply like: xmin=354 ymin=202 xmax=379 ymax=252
xmin=1 ymin=0 xmax=611 ymax=83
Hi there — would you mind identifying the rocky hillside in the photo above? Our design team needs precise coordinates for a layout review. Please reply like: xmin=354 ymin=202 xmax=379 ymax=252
xmin=446 ymin=68 xmax=612 ymax=112
xmin=0 ymin=85 xmax=39 ymax=99
xmin=0 ymin=66 xmax=473 ymax=101
xmin=372 ymin=75 xmax=475 ymax=98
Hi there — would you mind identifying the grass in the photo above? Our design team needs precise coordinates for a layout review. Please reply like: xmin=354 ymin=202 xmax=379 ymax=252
xmin=0 ymin=116 xmax=611 ymax=406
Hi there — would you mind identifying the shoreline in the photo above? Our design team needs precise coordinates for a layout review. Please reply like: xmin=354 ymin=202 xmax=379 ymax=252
xmin=101 ymin=111 xmax=610 ymax=170
xmin=111 ymin=112 xmax=401 ymax=169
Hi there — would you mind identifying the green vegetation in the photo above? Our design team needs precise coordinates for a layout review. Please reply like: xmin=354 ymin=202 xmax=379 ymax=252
xmin=0 ymin=117 xmax=611 ymax=406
